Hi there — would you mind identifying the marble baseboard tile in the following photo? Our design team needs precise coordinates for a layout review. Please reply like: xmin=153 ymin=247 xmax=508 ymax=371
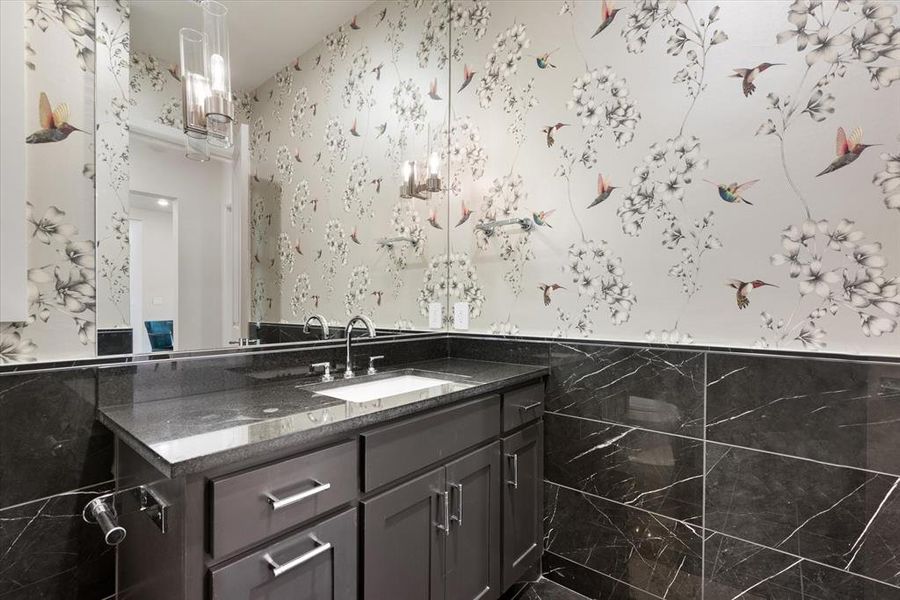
xmin=705 ymin=443 xmax=900 ymax=586
xmin=0 ymin=485 xmax=115 ymax=599
xmin=547 ymin=343 xmax=704 ymax=438
xmin=542 ymin=552 xmax=662 ymax=600
xmin=544 ymin=482 xmax=702 ymax=599
xmin=707 ymin=353 xmax=900 ymax=475
xmin=0 ymin=369 xmax=113 ymax=508
xmin=704 ymin=533 xmax=900 ymax=599
xmin=544 ymin=413 xmax=703 ymax=524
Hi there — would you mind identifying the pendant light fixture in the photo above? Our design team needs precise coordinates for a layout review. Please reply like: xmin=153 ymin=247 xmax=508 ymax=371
xmin=179 ymin=26 xmax=210 ymax=161
xmin=201 ymin=0 xmax=234 ymax=148
xmin=179 ymin=0 xmax=234 ymax=160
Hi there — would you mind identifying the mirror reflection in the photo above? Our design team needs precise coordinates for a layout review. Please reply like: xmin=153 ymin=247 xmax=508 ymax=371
xmin=94 ymin=0 xmax=447 ymax=357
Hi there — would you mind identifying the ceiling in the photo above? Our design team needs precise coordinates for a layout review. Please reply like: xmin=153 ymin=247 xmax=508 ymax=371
xmin=130 ymin=0 xmax=374 ymax=91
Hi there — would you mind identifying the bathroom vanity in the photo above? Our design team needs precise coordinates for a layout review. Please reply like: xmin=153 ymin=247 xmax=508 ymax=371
xmin=99 ymin=358 xmax=547 ymax=600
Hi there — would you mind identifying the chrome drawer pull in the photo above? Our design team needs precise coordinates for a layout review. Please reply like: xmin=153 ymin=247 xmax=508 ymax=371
xmin=506 ymin=453 xmax=518 ymax=488
xmin=265 ymin=480 xmax=331 ymax=510
xmin=450 ymin=483 xmax=463 ymax=527
xmin=263 ymin=536 xmax=332 ymax=577
xmin=515 ymin=401 xmax=541 ymax=412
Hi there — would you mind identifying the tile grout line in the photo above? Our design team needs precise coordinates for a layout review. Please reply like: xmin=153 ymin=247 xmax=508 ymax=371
xmin=701 ymin=352 xmax=707 ymax=600
xmin=544 ymin=410 xmax=900 ymax=479
xmin=544 ymin=550 xmax=667 ymax=600
xmin=543 ymin=480 xmax=900 ymax=592
xmin=0 ymin=478 xmax=116 ymax=513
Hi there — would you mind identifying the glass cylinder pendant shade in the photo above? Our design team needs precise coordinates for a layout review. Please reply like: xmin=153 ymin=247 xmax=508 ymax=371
xmin=207 ymin=118 xmax=233 ymax=149
xmin=179 ymin=28 xmax=209 ymax=137
xmin=202 ymin=0 xmax=234 ymax=124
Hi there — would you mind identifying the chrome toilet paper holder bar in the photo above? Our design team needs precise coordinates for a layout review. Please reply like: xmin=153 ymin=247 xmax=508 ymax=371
xmin=82 ymin=485 xmax=169 ymax=546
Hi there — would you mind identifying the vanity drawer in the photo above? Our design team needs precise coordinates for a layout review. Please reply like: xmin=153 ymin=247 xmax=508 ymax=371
xmin=502 ymin=382 xmax=544 ymax=431
xmin=361 ymin=394 xmax=501 ymax=491
xmin=209 ymin=507 xmax=357 ymax=600
xmin=209 ymin=439 xmax=358 ymax=559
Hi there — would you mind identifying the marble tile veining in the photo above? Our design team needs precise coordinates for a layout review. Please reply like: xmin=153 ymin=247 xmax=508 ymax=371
xmin=547 ymin=343 xmax=705 ymax=437
xmin=704 ymin=533 xmax=900 ymax=600
xmin=707 ymin=353 xmax=900 ymax=475
xmin=0 ymin=369 xmax=113 ymax=508
xmin=0 ymin=485 xmax=115 ymax=600
xmin=542 ymin=552 xmax=661 ymax=600
xmin=544 ymin=482 xmax=702 ymax=599
xmin=544 ymin=413 xmax=703 ymax=524
xmin=705 ymin=443 xmax=900 ymax=585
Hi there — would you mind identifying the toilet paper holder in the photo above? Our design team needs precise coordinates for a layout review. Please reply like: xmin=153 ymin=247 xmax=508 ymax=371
xmin=83 ymin=485 xmax=169 ymax=546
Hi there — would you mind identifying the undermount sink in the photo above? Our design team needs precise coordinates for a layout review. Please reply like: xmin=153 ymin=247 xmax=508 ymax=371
xmin=315 ymin=375 xmax=454 ymax=403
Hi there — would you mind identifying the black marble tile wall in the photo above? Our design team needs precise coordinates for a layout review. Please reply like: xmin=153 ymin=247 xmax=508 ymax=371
xmin=0 ymin=368 xmax=114 ymax=600
xmin=96 ymin=328 xmax=133 ymax=356
xmin=485 ymin=332 xmax=900 ymax=599
xmin=547 ymin=343 xmax=705 ymax=437
xmin=0 ymin=484 xmax=115 ymax=600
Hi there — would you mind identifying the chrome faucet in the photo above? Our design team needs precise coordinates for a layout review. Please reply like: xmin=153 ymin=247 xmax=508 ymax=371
xmin=344 ymin=315 xmax=376 ymax=379
xmin=303 ymin=314 xmax=331 ymax=339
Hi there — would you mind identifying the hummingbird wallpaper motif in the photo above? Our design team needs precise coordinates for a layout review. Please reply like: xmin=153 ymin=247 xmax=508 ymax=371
xmin=240 ymin=0 xmax=900 ymax=357
xmin=0 ymin=0 xmax=98 ymax=364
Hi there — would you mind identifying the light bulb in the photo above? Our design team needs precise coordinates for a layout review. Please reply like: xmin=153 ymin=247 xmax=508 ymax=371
xmin=157 ymin=198 xmax=170 ymax=207
xmin=210 ymin=53 xmax=225 ymax=94
xmin=429 ymin=152 xmax=440 ymax=175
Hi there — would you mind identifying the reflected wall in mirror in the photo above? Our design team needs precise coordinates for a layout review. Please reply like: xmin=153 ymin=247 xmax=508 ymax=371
xmin=93 ymin=0 xmax=448 ymax=358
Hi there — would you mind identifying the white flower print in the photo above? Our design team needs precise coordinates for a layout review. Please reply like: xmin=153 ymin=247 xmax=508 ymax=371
xmin=343 ymin=157 xmax=372 ymax=218
xmin=276 ymin=145 xmax=294 ymax=185
xmin=290 ymin=180 xmax=313 ymax=233
xmin=390 ymin=78 xmax=426 ymax=133
xmin=290 ymin=273 xmax=311 ymax=319
xmin=290 ymin=87 xmax=311 ymax=139
xmin=344 ymin=265 xmax=371 ymax=316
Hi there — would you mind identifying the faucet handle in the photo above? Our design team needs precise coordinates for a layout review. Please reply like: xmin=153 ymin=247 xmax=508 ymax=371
xmin=311 ymin=362 xmax=333 ymax=383
xmin=367 ymin=355 xmax=385 ymax=375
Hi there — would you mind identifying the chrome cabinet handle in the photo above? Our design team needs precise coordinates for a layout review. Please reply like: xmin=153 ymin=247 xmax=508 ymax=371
xmin=449 ymin=482 xmax=463 ymax=527
xmin=434 ymin=490 xmax=451 ymax=535
xmin=263 ymin=536 xmax=332 ymax=577
xmin=515 ymin=401 xmax=542 ymax=412
xmin=506 ymin=454 xmax=518 ymax=489
xmin=265 ymin=480 xmax=331 ymax=510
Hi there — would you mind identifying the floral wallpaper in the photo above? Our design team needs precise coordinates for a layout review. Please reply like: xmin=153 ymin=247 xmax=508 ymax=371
xmin=247 ymin=0 xmax=453 ymax=330
xmin=0 ymin=0 xmax=97 ymax=364
xmin=247 ymin=0 xmax=899 ymax=357
xmin=129 ymin=50 xmax=184 ymax=128
xmin=445 ymin=0 xmax=900 ymax=356
xmin=96 ymin=0 xmax=130 ymax=329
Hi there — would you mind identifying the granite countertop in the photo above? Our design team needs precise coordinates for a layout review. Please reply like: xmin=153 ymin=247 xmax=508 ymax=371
xmin=98 ymin=358 xmax=547 ymax=477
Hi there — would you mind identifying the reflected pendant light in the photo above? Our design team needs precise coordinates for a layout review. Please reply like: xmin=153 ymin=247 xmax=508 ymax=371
xmin=179 ymin=27 xmax=210 ymax=161
xmin=202 ymin=0 xmax=234 ymax=149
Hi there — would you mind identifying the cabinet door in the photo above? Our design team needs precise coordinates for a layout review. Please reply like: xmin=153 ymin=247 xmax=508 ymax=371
xmin=501 ymin=422 xmax=543 ymax=590
xmin=362 ymin=466 xmax=446 ymax=600
xmin=445 ymin=442 xmax=502 ymax=600
xmin=208 ymin=507 xmax=357 ymax=600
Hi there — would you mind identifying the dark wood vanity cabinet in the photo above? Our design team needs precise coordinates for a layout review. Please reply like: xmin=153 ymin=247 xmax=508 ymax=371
xmin=362 ymin=442 xmax=502 ymax=600
xmin=501 ymin=422 xmax=544 ymax=590
xmin=209 ymin=507 xmax=357 ymax=600
xmin=116 ymin=378 xmax=544 ymax=600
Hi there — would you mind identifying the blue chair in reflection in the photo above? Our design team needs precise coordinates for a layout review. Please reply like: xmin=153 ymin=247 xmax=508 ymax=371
xmin=144 ymin=320 xmax=174 ymax=352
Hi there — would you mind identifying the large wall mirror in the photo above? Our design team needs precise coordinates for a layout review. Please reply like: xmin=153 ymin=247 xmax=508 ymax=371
xmin=1 ymin=0 xmax=455 ymax=364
